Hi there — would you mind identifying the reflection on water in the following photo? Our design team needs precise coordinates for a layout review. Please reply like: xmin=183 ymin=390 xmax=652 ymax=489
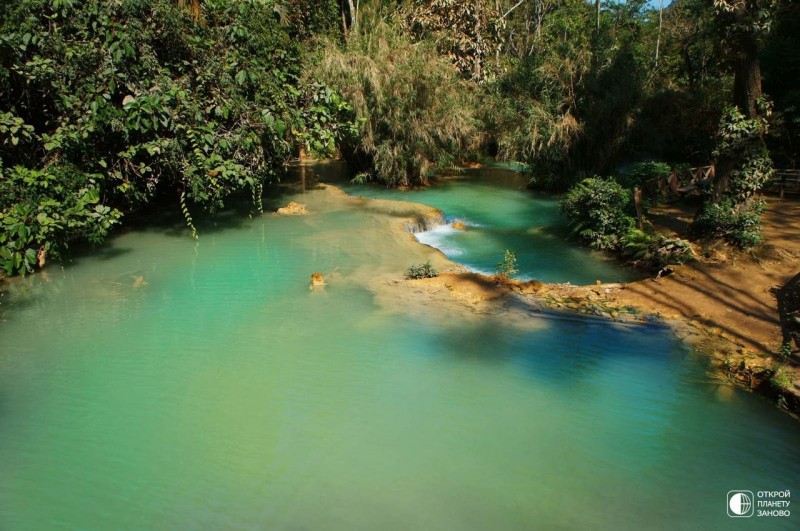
xmin=0 ymin=167 xmax=798 ymax=530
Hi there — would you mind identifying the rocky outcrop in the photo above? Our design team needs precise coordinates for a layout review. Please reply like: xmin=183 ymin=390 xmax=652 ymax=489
xmin=403 ymin=211 xmax=446 ymax=233
xmin=276 ymin=201 xmax=308 ymax=215
xmin=310 ymin=272 xmax=326 ymax=289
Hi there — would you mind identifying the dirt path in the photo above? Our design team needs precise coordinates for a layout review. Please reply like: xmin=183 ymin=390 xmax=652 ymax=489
xmin=376 ymin=193 xmax=800 ymax=415
xmin=614 ymin=198 xmax=800 ymax=355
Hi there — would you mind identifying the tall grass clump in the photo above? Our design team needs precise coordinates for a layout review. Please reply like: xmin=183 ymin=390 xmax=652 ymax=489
xmin=308 ymin=10 xmax=480 ymax=186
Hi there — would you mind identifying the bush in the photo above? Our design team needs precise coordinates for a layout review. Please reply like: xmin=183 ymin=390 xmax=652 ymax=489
xmin=770 ymin=367 xmax=792 ymax=392
xmin=559 ymin=178 xmax=635 ymax=251
xmin=690 ymin=198 xmax=765 ymax=249
xmin=621 ymin=229 xmax=695 ymax=270
xmin=495 ymin=249 xmax=518 ymax=279
xmin=405 ymin=261 xmax=438 ymax=279
xmin=0 ymin=164 xmax=121 ymax=276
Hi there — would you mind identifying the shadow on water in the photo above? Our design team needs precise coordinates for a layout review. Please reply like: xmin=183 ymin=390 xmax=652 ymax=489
xmin=37 ymin=168 xmax=323 ymax=275
xmin=0 ymin=168 xmax=324 ymax=317
xmin=428 ymin=312 xmax=675 ymax=389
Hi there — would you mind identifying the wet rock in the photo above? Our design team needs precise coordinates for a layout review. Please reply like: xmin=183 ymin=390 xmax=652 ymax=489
xmin=277 ymin=201 xmax=308 ymax=215
xmin=610 ymin=310 xmax=619 ymax=319
xmin=452 ymin=220 xmax=467 ymax=231
xmin=516 ymin=280 xmax=545 ymax=294
xmin=404 ymin=211 xmax=447 ymax=233
xmin=310 ymin=272 xmax=325 ymax=287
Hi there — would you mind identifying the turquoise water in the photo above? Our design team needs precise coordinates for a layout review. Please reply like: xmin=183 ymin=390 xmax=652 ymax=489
xmin=334 ymin=165 xmax=636 ymax=284
xmin=0 ymin=169 xmax=799 ymax=530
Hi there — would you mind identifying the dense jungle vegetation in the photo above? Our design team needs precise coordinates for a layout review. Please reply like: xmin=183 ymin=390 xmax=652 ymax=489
xmin=1 ymin=0 xmax=798 ymax=276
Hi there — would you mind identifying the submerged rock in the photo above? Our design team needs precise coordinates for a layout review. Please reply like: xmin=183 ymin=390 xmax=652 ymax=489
xmin=310 ymin=272 xmax=326 ymax=289
xmin=276 ymin=201 xmax=308 ymax=215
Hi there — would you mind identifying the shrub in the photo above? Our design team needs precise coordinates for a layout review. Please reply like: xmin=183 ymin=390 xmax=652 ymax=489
xmin=406 ymin=261 xmax=438 ymax=279
xmin=0 ymin=164 xmax=121 ymax=276
xmin=690 ymin=198 xmax=765 ymax=249
xmin=770 ymin=367 xmax=792 ymax=392
xmin=620 ymin=229 xmax=695 ymax=270
xmin=559 ymin=178 xmax=635 ymax=251
xmin=495 ymin=249 xmax=518 ymax=279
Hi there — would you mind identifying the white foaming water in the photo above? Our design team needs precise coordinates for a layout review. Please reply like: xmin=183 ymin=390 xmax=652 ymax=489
xmin=414 ymin=223 xmax=467 ymax=257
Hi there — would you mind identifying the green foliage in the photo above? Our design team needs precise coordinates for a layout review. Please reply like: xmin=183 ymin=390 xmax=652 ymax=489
xmin=713 ymin=104 xmax=775 ymax=202
xmin=560 ymin=178 xmax=635 ymax=251
xmin=691 ymin=198 xmax=765 ymax=249
xmin=620 ymin=229 xmax=695 ymax=269
xmin=0 ymin=163 xmax=121 ymax=275
xmin=495 ymin=249 xmax=518 ymax=279
xmin=616 ymin=161 xmax=672 ymax=189
xmin=405 ymin=260 xmax=439 ymax=280
xmin=287 ymin=0 xmax=340 ymax=40
xmin=485 ymin=0 xmax=592 ymax=187
xmin=403 ymin=0 xmax=505 ymax=82
xmin=0 ymin=0 xmax=355 ymax=274
xmin=309 ymin=10 xmax=480 ymax=186
xmin=690 ymin=101 xmax=774 ymax=249
xmin=778 ymin=342 xmax=793 ymax=360
xmin=770 ymin=366 xmax=792 ymax=392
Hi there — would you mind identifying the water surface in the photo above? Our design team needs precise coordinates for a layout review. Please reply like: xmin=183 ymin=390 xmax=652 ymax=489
xmin=334 ymin=165 xmax=636 ymax=284
xmin=0 ymin=172 xmax=798 ymax=530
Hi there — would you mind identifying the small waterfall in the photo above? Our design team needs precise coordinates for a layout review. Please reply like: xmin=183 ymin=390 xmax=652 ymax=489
xmin=403 ymin=210 xmax=447 ymax=233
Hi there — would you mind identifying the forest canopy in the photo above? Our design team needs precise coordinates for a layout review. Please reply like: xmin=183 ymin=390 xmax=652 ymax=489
xmin=1 ymin=0 xmax=798 ymax=275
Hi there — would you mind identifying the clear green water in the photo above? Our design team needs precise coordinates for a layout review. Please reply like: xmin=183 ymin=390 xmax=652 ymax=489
xmin=336 ymin=165 xmax=636 ymax=284
xmin=1 ymin=169 xmax=799 ymax=530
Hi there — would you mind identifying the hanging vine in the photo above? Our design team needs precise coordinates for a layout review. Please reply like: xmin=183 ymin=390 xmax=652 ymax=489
xmin=180 ymin=191 xmax=198 ymax=240
xmin=251 ymin=181 xmax=263 ymax=215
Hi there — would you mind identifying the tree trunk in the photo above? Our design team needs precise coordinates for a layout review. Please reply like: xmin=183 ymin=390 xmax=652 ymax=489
xmin=346 ymin=0 xmax=357 ymax=34
xmin=595 ymin=0 xmax=601 ymax=35
xmin=733 ymin=32 xmax=763 ymax=119
xmin=654 ymin=0 xmax=663 ymax=67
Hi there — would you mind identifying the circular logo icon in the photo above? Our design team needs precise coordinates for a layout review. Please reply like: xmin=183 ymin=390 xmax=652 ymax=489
xmin=729 ymin=492 xmax=753 ymax=516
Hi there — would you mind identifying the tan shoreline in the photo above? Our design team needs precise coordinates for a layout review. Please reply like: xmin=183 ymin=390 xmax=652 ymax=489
xmin=331 ymin=182 xmax=800 ymax=416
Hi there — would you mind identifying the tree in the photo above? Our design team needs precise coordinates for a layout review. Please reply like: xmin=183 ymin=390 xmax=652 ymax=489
xmin=0 ymin=0 xmax=355 ymax=275
xmin=706 ymin=1 xmax=781 ymax=203
xmin=404 ymin=0 xmax=506 ymax=82
xmin=310 ymin=10 xmax=480 ymax=185
xmin=713 ymin=0 xmax=780 ymax=119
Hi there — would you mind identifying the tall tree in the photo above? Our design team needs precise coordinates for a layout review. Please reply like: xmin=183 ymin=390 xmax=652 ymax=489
xmin=713 ymin=0 xmax=780 ymax=119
